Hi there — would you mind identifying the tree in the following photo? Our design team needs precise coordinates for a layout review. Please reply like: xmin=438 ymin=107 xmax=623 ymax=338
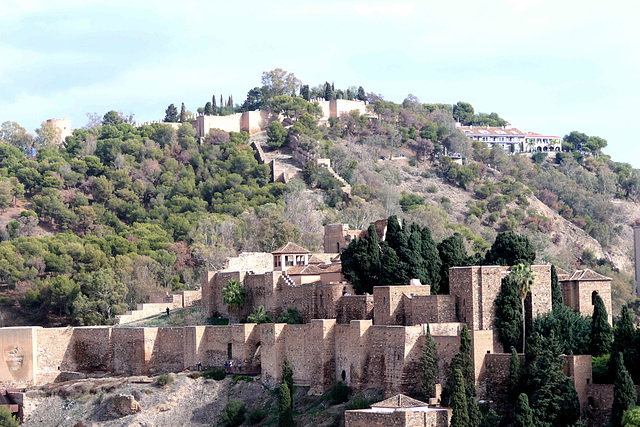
xmin=563 ymin=131 xmax=589 ymax=151
xmin=420 ymin=324 xmax=439 ymax=400
xmin=222 ymin=399 xmax=247 ymax=427
xmin=277 ymin=307 xmax=303 ymax=324
xmin=550 ymin=265 xmax=563 ymax=312
xmin=612 ymin=354 xmax=637 ymax=427
xmin=261 ymin=68 xmax=301 ymax=102
xmin=282 ymin=357 xmax=294 ymax=402
xmin=203 ymin=102 xmax=213 ymax=115
xmin=0 ymin=406 xmax=19 ymax=427
xmin=507 ymin=347 xmax=521 ymax=403
xmin=514 ymin=393 xmax=534 ymax=427
xmin=614 ymin=305 xmax=638 ymax=381
xmin=278 ymin=382 xmax=294 ymax=427
xmin=323 ymin=81 xmax=334 ymax=101
xmin=266 ymin=121 xmax=287 ymax=149
xmin=485 ymin=232 xmax=536 ymax=266
xmin=35 ymin=121 xmax=62 ymax=147
xmin=179 ymin=102 xmax=187 ymax=123
xmin=102 ymin=110 xmax=123 ymax=126
xmin=512 ymin=264 xmax=534 ymax=354
xmin=247 ymin=306 xmax=273 ymax=324
xmin=450 ymin=369 xmax=469 ymax=427
xmin=437 ymin=233 xmax=469 ymax=294
xmin=356 ymin=86 xmax=366 ymax=101
xmin=622 ymin=407 xmax=640 ymax=426
xmin=164 ymin=104 xmax=178 ymax=123
xmin=222 ymin=279 xmax=246 ymax=323
xmin=300 ymin=84 xmax=310 ymax=101
xmin=453 ymin=101 xmax=474 ymax=125
xmin=495 ymin=273 xmax=523 ymax=352
xmin=1 ymin=121 xmax=33 ymax=153
xmin=590 ymin=293 xmax=613 ymax=357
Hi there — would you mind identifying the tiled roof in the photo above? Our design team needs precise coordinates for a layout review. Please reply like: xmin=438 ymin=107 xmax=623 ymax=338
xmin=525 ymin=132 xmax=561 ymax=138
xmin=308 ymin=255 xmax=324 ymax=264
xmin=458 ymin=126 xmax=525 ymax=136
xmin=372 ymin=394 xmax=428 ymax=409
xmin=286 ymin=263 xmax=342 ymax=276
xmin=564 ymin=269 xmax=612 ymax=282
xmin=555 ymin=266 xmax=571 ymax=279
xmin=272 ymin=242 xmax=309 ymax=254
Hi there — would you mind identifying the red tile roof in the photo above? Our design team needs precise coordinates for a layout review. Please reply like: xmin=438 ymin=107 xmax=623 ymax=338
xmin=272 ymin=242 xmax=309 ymax=254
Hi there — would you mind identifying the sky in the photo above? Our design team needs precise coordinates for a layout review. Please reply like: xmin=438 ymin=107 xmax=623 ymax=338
xmin=1 ymin=0 xmax=639 ymax=166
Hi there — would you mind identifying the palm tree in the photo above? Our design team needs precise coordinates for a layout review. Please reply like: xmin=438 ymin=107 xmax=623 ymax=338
xmin=247 ymin=305 xmax=273 ymax=324
xmin=511 ymin=263 xmax=534 ymax=353
xmin=222 ymin=279 xmax=246 ymax=323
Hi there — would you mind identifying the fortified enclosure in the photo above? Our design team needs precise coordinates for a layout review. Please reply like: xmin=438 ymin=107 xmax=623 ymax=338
xmin=0 ymin=224 xmax=614 ymax=424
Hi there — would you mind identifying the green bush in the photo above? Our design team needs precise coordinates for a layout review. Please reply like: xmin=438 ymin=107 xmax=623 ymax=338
xmin=247 ymin=407 xmax=267 ymax=425
xmin=155 ymin=373 xmax=174 ymax=387
xmin=232 ymin=375 xmax=254 ymax=384
xmin=278 ymin=308 xmax=303 ymax=324
xmin=329 ymin=381 xmax=350 ymax=404
xmin=0 ymin=406 xmax=19 ymax=427
xmin=426 ymin=184 xmax=438 ymax=193
xmin=592 ymin=354 xmax=613 ymax=384
xmin=188 ymin=372 xmax=203 ymax=379
xmin=346 ymin=396 xmax=375 ymax=410
xmin=222 ymin=399 xmax=247 ymax=427
xmin=0 ymin=296 xmax=14 ymax=306
xmin=203 ymin=369 xmax=226 ymax=380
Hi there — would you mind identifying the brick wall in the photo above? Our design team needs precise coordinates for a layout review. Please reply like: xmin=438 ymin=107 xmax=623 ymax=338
xmin=374 ymin=286 xmax=432 ymax=326
xmin=336 ymin=295 xmax=374 ymax=324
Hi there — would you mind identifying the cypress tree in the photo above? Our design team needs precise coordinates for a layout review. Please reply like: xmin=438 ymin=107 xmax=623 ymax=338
xmin=506 ymin=347 xmax=521 ymax=403
xmin=282 ymin=357 xmax=294 ymax=402
xmin=203 ymin=102 xmax=213 ymax=115
xmin=420 ymin=226 xmax=442 ymax=292
xmin=212 ymin=94 xmax=217 ymax=114
xmin=405 ymin=228 xmax=428 ymax=285
xmin=614 ymin=305 xmax=639 ymax=382
xmin=420 ymin=324 xmax=438 ymax=400
xmin=356 ymin=86 xmax=366 ymax=101
xmin=362 ymin=224 xmax=381 ymax=292
xmin=220 ymin=94 xmax=223 ymax=111
xmin=278 ymin=382 xmax=294 ymax=427
xmin=514 ymin=393 xmax=534 ymax=427
xmin=385 ymin=215 xmax=404 ymax=251
xmin=611 ymin=353 xmax=637 ymax=427
xmin=179 ymin=102 xmax=187 ymax=123
xmin=590 ymin=293 xmax=613 ymax=357
xmin=380 ymin=244 xmax=408 ymax=287
xmin=550 ymin=265 xmax=563 ymax=312
xmin=495 ymin=274 xmax=523 ymax=352
xmin=437 ymin=233 xmax=469 ymax=294
xmin=450 ymin=369 xmax=469 ymax=427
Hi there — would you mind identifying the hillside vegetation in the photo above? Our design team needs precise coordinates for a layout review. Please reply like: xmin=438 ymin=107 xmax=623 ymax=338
xmin=0 ymin=68 xmax=639 ymax=326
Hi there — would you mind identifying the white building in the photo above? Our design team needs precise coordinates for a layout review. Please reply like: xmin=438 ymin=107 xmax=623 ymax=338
xmin=523 ymin=132 xmax=561 ymax=152
xmin=458 ymin=125 xmax=525 ymax=153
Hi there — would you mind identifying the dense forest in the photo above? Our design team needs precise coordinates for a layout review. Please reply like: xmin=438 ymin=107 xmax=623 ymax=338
xmin=0 ymin=68 xmax=638 ymax=328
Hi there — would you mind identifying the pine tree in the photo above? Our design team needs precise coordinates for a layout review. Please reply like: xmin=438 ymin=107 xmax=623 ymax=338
xmin=551 ymin=265 xmax=563 ymax=312
xmin=420 ymin=324 xmax=438 ymax=400
xmin=164 ymin=104 xmax=178 ymax=123
xmin=590 ymin=293 xmax=613 ymax=357
xmin=450 ymin=368 xmax=469 ymax=427
xmin=301 ymin=85 xmax=310 ymax=101
xmin=506 ymin=347 xmax=520 ymax=404
xmin=356 ymin=86 xmax=366 ymax=102
xmin=612 ymin=353 xmax=637 ymax=427
xmin=179 ymin=102 xmax=187 ymax=123
xmin=514 ymin=393 xmax=534 ymax=427
xmin=278 ymin=382 xmax=294 ymax=427
xmin=282 ymin=357 xmax=294 ymax=402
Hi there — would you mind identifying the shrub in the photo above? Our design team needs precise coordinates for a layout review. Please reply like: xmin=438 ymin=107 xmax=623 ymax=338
xmin=592 ymin=354 xmax=613 ymax=384
xmin=155 ymin=373 xmax=174 ymax=387
xmin=346 ymin=396 xmax=375 ymax=410
xmin=247 ymin=408 xmax=267 ymax=425
xmin=329 ymin=381 xmax=350 ymax=404
xmin=222 ymin=399 xmax=247 ymax=427
xmin=203 ymin=369 xmax=226 ymax=380
xmin=0 ymin=407 xmax=18 ymax=427
xmin=232 ymin=375 xmax=254 ymax=384
xmin=188 ymin=372 xmax=203 ymax=379
xmin=426 ymin=184 xmax=438 ymax=193
xmin=0 ymin=296 xmax=13 ymax=306
xmin=278 ymin=308 xmax=303 ymax=324
xmin=531 ymin=152 xmax=548 ymax=164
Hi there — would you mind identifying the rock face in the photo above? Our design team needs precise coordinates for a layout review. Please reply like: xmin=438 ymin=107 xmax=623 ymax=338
xmin=107 ymin=394 xmax=141 ymax=417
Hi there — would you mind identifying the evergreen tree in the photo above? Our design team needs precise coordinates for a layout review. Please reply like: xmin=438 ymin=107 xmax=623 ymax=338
xmin=612 ymin=353 xmax=637 ymax=427
xmin=495 ymin=274 xmax=523 ymax=352
xmin=590 ymin=293 xmax=613 ymax=357
xmin=437 ymin=233 xmax=469 ymax=294
xmin=404 ymin=227 xmax=428 ymax=285
xmin=420 ymin=324 xmax=439 ymax=400
xmin=212 ymin=94 xmax=217 ymax=114
xmin=551 ymin=265 xmax=563 ymax=312
xmin=278 ymin=382 xmax=294 ymax=427
xmin=420 ymin=226 xmax=442 ymax=292
xmin=340 ymin=224 xmax=381 ymax=294
xmin=324 ymin=82 xmax=334 ymax=101
xmin=479 ymin=407 xmax=501 ymax=427
xmin=164 ymin=104 xmax=178 ymax=123
xmin=379 ymin=244 xmax=408 ymax=287
xmin=514 ymin=393 xmax=534 ymax=427
xmin=220 ymin=94 xmax=223 ymax=111
xmin=179 ymin=102 xmax=187 ymax=123
xmin=614 ymin=305 xmax=639 ymax=382
xmin=506 ymin=347 xmax=521 ymax=403
xmin=450 ymin=368 xmax=469 ymax=427
xmin=300 ymin=84 xmax=310 ymax=101
xmin=385 ymin=215 xmax=405 ymax=251
xmin=362 ymin=224 xmax=381 ymax=292
xmin=484 ymin=231 xmax=536 ymax=266
xmin=282 ymin=357 xmax=294 ymax=402
xmin=356 ymin=86 xmax=366 ymax=101
xmin=204 ymin=102 xmax=213 ymax=115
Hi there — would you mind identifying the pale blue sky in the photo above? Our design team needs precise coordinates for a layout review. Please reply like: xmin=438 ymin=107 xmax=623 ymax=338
xmin=1 ymin=0 xmax=639 ymax=166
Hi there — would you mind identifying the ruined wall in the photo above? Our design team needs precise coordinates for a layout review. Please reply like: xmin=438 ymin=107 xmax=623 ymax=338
xmin=0 ymin=327 xmax=38 ymax=388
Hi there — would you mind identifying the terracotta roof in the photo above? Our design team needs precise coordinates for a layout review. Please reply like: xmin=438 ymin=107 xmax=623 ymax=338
xmin=525 ymin=132 xmax=561 ymax=138
xmin=308 ymin=255 xmax=324 ymax=264
xmin=285 ymin=263 xmax=342 ymax=275
xmin=371 ymin=394 xmax=428 ymax=409
xmin=555 ymin=266 xmax=571 ymax=278
xmin=272 ymin=242 xmax=309 ymax=254
xmin=563 ymin=269 xmax=612 ymax=282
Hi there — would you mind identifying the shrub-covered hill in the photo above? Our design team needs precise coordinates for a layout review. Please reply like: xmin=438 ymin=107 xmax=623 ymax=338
xmin=1 ymin=71 xmax=639 ymax=326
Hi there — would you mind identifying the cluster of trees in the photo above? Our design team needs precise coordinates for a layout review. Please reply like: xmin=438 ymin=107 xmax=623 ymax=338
xmin=452 ymin=101 xmax=508 ymax=127
xmin=563 ymin=130 xmax=608 ymax=158
xmin=341 ymin=216 xmax=536 ymax=295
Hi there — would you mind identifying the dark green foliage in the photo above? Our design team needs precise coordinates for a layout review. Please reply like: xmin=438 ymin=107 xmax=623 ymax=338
xmin=329 ymin=380 xmax=350 ymax=404
xmin=592 ymin=354 xmax=613 ymax=384
xmin=590 ymin=293 xmax=613 ymax=357
xmin=164 ymin=104 xmax=178 ymax=122
xmin=550 ymin=265 xmax=563 ymax=312
xmin=266 ymin=121 xmax=287 ymax=149
xmin=533 ymin=304 xmax=591 ymax=356
xmin=277 ymin=308 xmax=303 ymax=324
xmin=278 ymin=383 xmax=294 ymax=427
xmin=247 ymin=407 xmax=267 ymax=425
xmin=507 ymin=348 xmax=521 ymax=403
xmin=478 ymin=406 xmax=501 ymax=427
xmin=420 ymin=324 xmax=438 ymax=400
xmin=345 ymin=396 xmax=376 ymax=410
xmin=495 ymin=274 xmax=523 ymax=352
xmin=0 ymin=406 xmax=19 ymax=427
xmin=612 ymin=354 xmax=637 ymax=427
xmin=155 ymin=373 xmax=174 ymax=387
xmin=530 ymin=152 xmax=547 ymax=164
xmin=484 ymin=231 xmax=536 ymax=266
xmin=514 ymin=393 xmax=534 ymax=427
xmin=399 ymin=193 xmax=425 ymax=212
xmin=282 ymin=357 xmax=294 ymax=402
xmin=340 ymin=224 xmax=380 ymax=294
xmin=437 ymin=233 xmax=470 ymax=294
xmin=450 ymin=369 xmax=469 ymax=427
xmin=222 ymin=399 xmax=247 ymax=427
xmin=247 ymin=305 xmax=273 ymax=324
xmin=203 ymin=369 xmax=226 ymax=380
xmin=614 ymin=305 xmax=638 ymax=381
